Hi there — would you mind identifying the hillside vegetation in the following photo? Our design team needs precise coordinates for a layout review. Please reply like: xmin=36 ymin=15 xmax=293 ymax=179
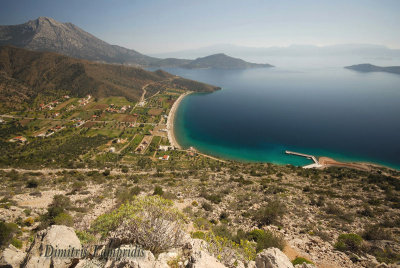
xmin=0 ymin=46 xmax=219 ymax=112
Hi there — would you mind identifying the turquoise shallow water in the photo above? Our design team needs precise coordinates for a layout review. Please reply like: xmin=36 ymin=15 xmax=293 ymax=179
xmin=163 ymin=67 xmax=400 ymax=169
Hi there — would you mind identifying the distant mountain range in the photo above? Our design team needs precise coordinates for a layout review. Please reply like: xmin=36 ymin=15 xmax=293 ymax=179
xmin=0 ymin=46 xmax=219 ymax=112
xmin=345 ymin=64 xmax=400 ymax=75
xmin=153 ymin=43 xmax=400 ymax=60
xmin=0 ymin=17 xmax=272 ymax=69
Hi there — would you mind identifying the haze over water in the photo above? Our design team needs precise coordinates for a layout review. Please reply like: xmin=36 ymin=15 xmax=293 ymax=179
xmin=160 ymin=65 xmax=400 ymax=169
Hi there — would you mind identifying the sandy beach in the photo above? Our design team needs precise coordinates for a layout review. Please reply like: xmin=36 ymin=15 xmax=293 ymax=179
xmin=318 ymin=156 xmax=371 ymax=171
xmin=167 ymin=92 xmax=191 ymax=149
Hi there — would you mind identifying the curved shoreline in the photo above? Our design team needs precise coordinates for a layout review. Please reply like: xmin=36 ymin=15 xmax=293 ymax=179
xmin=167 ymin=91 xmax=191 ymax=149
xmin=167 ymin=93 xmax=399 ymax=171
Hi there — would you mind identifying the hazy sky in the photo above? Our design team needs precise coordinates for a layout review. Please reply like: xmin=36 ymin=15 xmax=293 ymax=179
xmin=1 ymin=0 xmax=399 ymax=53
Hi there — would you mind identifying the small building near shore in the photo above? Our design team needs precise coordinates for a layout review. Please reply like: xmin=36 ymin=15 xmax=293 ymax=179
xmin=159 ymin=155 xmax=170 ymax=161
xmin=9 ymin=136 xmax=27 ymax=143
xmin=159 ymin=145 xmax=173 ymax=151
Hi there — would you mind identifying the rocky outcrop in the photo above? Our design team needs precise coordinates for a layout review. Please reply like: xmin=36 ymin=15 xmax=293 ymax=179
xmin=255 ymin=248 xmax=294 ymax=268
xmin=103 ymin=248 xmax=156 ymax=268
xmin=0 ymin=244 xmax=26 ymax=267
xmin=0 ymin=223 xmax=303 ymax=268
xmin=187 ymin=249 xmax=226 ymax=268
xmin=22 ymin=225 xmax=82 ymax=268
xmin=294 ymin=264 xmax=316 ymax=268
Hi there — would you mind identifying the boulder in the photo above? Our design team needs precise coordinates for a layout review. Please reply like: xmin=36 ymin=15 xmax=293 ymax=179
xmin=294 ymin=264 xmax=316 ymax=268
xmin=104 ymin=248 xmax=155 ymax=268
xmin=183 ymin=238 xmax=227 ymax=268
xmin=23 ymin=225 xmax=82 ymax=268
xmin=155 ymin=251 xmax=179 ymax=267
xmin=0 ymin=244 xmax=26 ymax=267
xmin=187 ymin=250 xmax=227 ymax=268
xmin=255 ymin=248 xmax=294 ymax=268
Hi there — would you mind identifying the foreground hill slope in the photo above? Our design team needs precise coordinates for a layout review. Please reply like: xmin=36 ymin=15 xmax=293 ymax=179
xmin=0 ymin=17 xmax=273 ymax=69
xmin=0 ymin=46 xmax=219 ymax=111
xmin=345 ymin=63 xmax=400 ymax=74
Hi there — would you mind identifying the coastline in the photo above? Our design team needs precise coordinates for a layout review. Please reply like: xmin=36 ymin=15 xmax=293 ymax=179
xmin=167 ymin=91 xmax=191 ymax=149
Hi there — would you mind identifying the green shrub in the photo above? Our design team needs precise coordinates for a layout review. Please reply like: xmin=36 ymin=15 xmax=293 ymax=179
xmin=212 ymin=225 xmax=234 ymax=240
xmin=194 ymin=217 xmax=212 ymax=230
xmin=0 ymin=221 xmax=20 ymax=248
xmin=219 ymin=212 xmax=229 ymax=221
xmin=76 ymin=230 xmax=97 ymax=245
xmin=41 ymin=195 xmax=72 ymax=228
xmin=201 ymin=202 xmax=213 ymax=211
xmin=121 ymin=166 xmax=129 ymax=173
xmin=103 ymin=169 xmax=111 ymax=176
xmin=191 ymin=231 xmax=206 ymax=239
xmin=292 ymin=257 xmax=313 ymax=265
xmin=23 ymin=217 xmax=35 ymax=226
xmin=362 ymin=224 xmax=392 ymax=241
xmin=200 ymin=190 xmax=223 ymax=204
xmin=358 ymin=206 xmax=374 ymax=217
xmin=369 ymin=247 xmax=400 ymax=264
xmin=11 ymin=238 xmax=22 ymax=249
xmin=53 ymin=212 xmax=73 ymax=226
xmin=153 ymin=185 xmax=164 ymax=196
xmin=247 ymin=229 xmax=285 ymax=252
xmin=26 ymin=179 xmax=39 ymax=188
xmin=200 ymin=231 xmax=256 ymax=264
xmin=253 ymin=200 xmax=285 ymax=226
xmin=48 ymin=195 xmax=71 ymax=218
xmin=115 ymin=186 xmax=141 ymax=205
xmin=92 ymin=195 xmax=187 ymax=253
xmin=334 ymin=233 xmax=363 ymax=252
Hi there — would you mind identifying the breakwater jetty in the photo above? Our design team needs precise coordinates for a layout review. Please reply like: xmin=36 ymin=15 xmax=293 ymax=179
xmin=285 ymin=150 xmax=323 ymax=169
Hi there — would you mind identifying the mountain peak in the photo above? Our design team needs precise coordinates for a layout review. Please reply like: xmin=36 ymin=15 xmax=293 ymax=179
xmin=0 ymin=18 xmax=273 ymax=68
xmin=34 ymin=16 xmax=62 ymax=26
xmin=209 ymin=53 xmax=227 ymax=57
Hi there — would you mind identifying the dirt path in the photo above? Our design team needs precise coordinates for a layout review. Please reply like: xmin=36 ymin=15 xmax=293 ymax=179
xmin=117 ymin=134 xmax=137 ymax=154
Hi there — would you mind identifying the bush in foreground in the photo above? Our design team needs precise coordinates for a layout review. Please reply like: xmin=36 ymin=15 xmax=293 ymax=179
xmin=92 ymin=195 xmax=187 ymax=253
xmin=292 ymin=256 xmax=313 ymax=265
xmin=253 ymin=199 xmax=286 ymax=226
xmin=0 ymin=221 xmax=20 ymax=248
xmin=334 ymin=233 xmax=363 ymax=253
xmin=247 ymin=229 xmax=285 ymax=252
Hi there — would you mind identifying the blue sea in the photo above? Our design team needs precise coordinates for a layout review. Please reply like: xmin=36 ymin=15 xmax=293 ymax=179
xmin=158 ymin=67 xmax=400 ymax=169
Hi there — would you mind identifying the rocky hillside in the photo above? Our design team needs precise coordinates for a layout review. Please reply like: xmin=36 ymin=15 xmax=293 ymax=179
xmin=0 ymin=162 xmax=398 ymax=267
xmin=0 ymin=224 xmax=307 ymax=268
xmin=0 ymin=46 xmax=220 ymax=111
xmin=0 ymin=17 xmax=273 ymax=69
xmin=0 ymin=17 xmax=159 ymax=66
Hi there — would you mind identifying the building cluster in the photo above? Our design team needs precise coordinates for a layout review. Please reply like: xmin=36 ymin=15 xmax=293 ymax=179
xmin=158 ymin=145 xmax=174 ymax=151
xmin=36 ymin=125 xmax=65 ymax=138
xmin=78 ymin=95 xmax=92 ymax=106
xmin=9 ymin=136 xmax=27 ymax=143
xmin=73 ymin=119 xmax=86 ymax=128
xmin=135 ymin=140 xmax=149 ymax=153
xmin=105 ymin=104 xmax=131 ymax=114
xmin=39 ymin=100 xmax=60 ymax=111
